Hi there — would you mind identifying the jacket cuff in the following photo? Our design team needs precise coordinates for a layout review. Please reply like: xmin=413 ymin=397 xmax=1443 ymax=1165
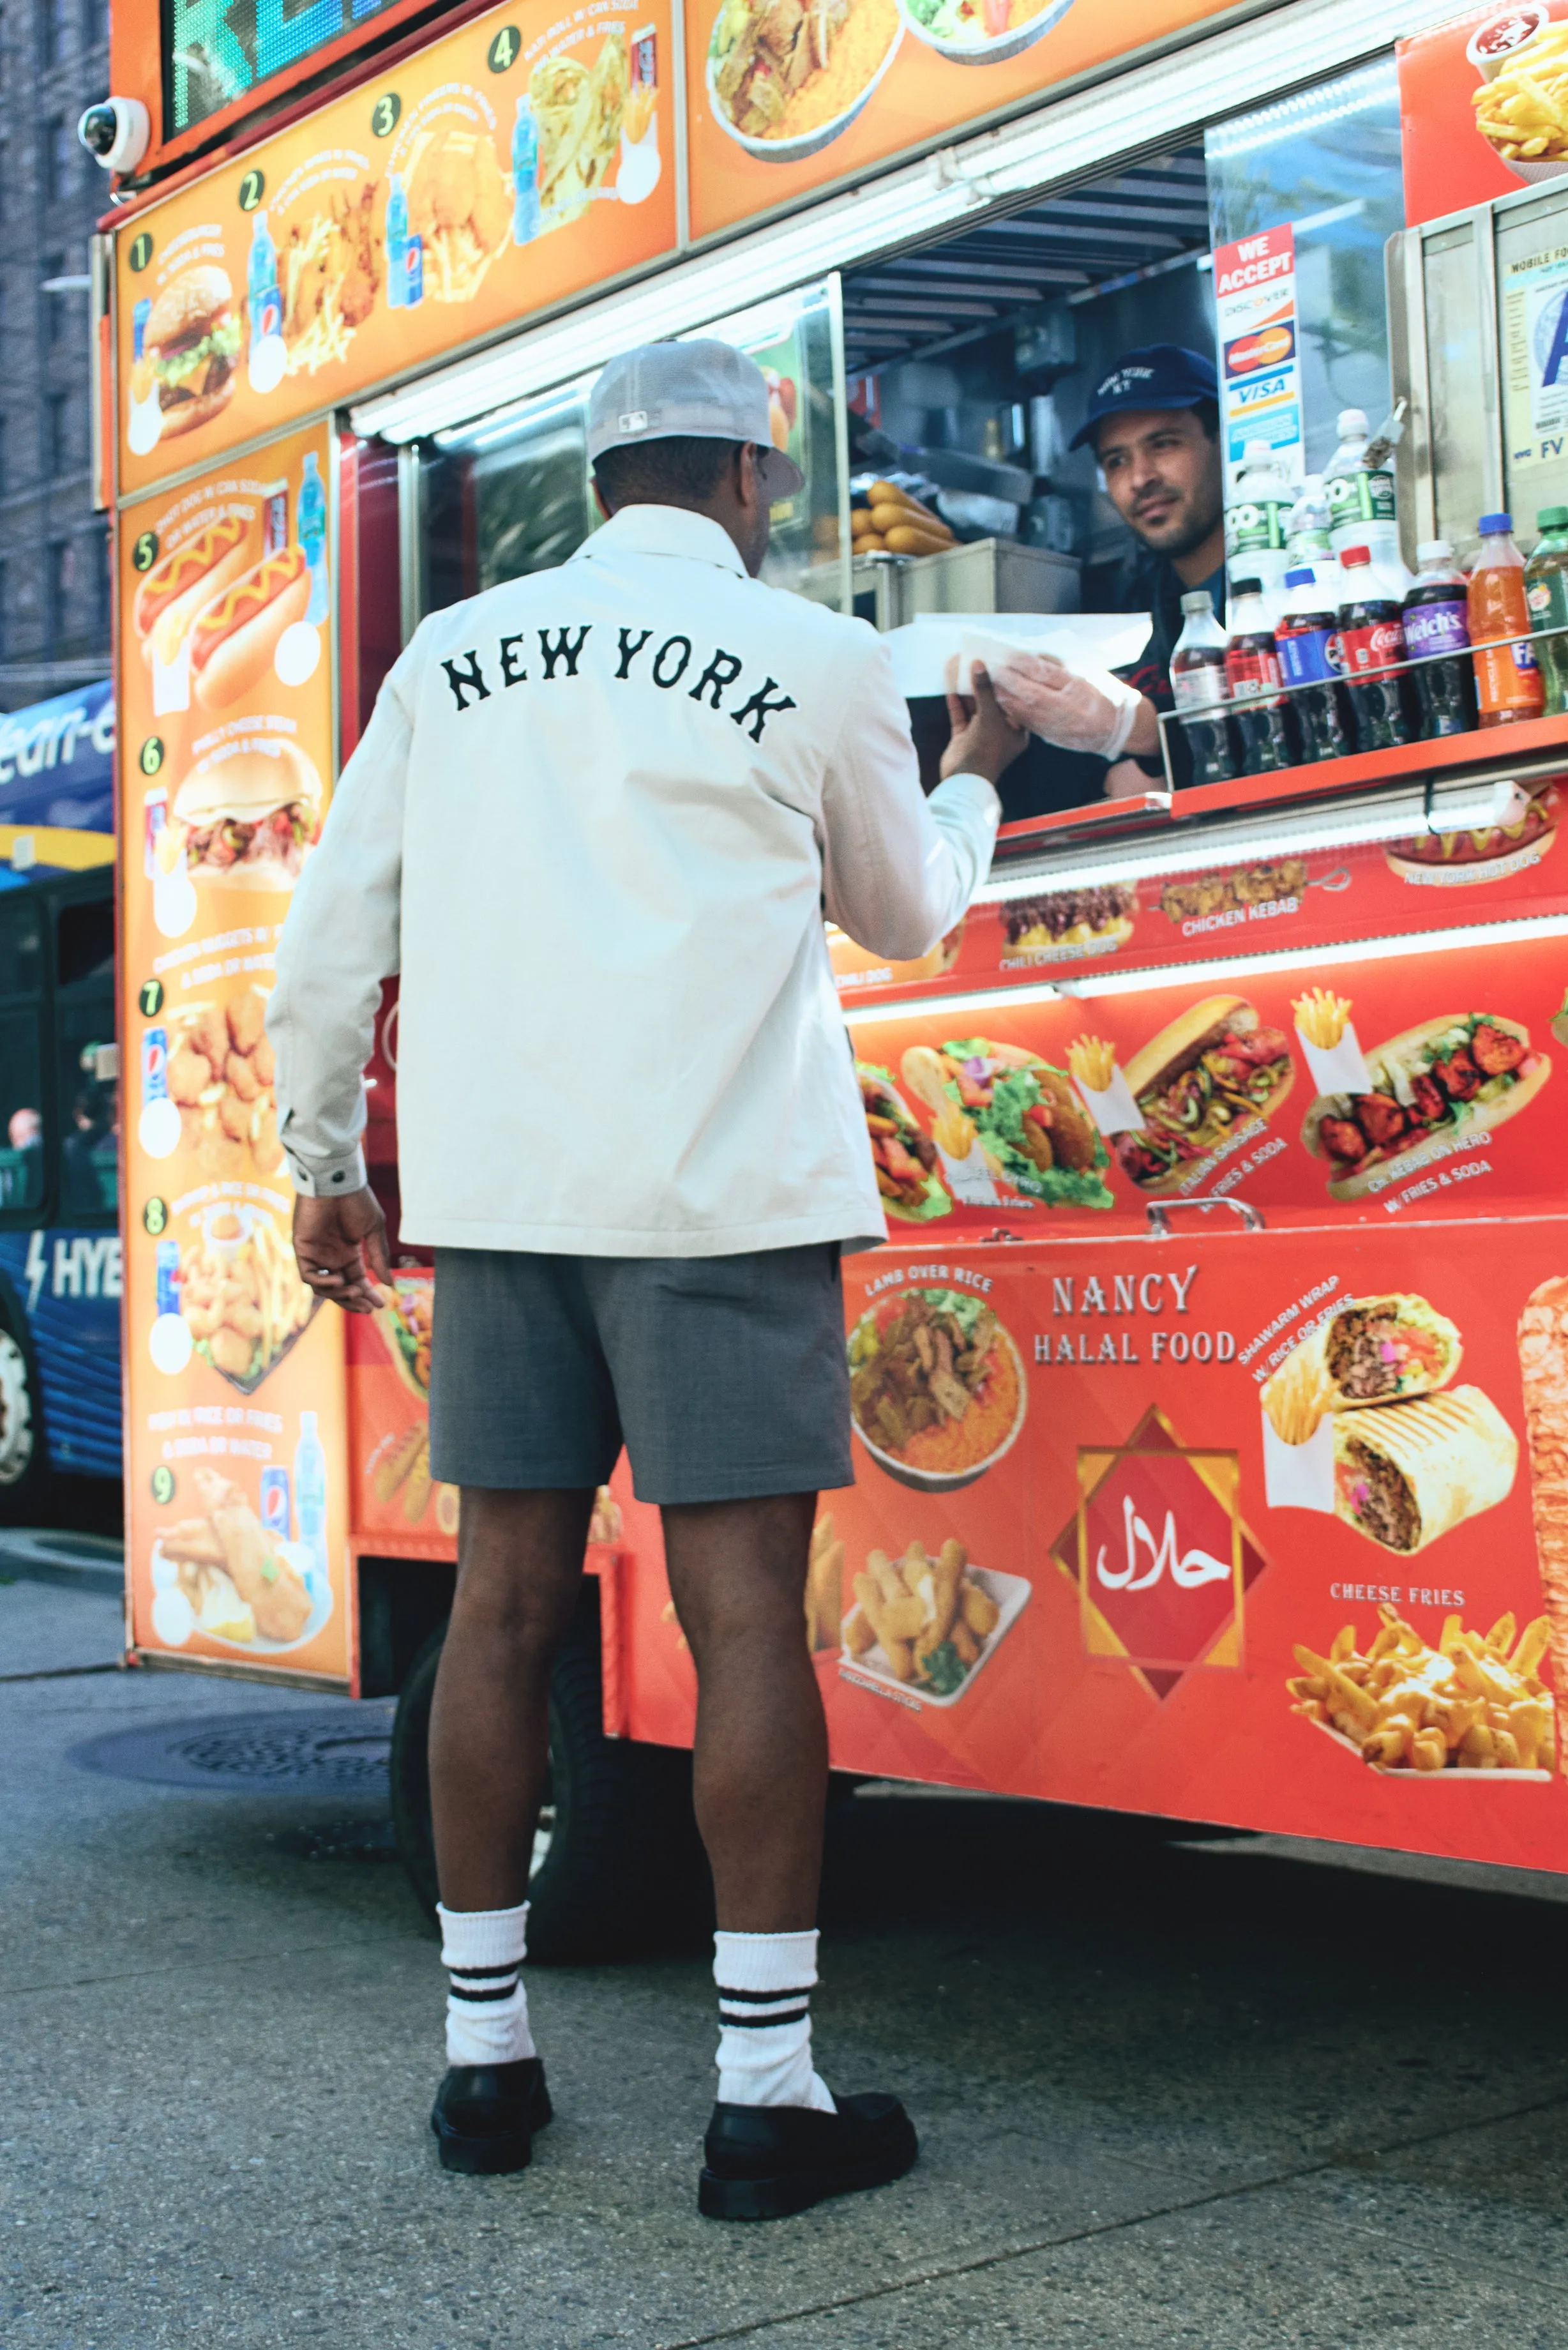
xmin=285 ymin=1145 xmax=368 ymax=1199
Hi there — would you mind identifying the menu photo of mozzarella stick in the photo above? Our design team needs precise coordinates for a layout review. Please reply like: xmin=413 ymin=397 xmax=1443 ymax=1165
xmin=839 ymin=1535 xmax=1029 ymax=1706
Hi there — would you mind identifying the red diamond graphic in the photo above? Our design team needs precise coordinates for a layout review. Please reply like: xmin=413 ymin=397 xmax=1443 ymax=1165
xmin=1050 ymin=1406 xmax=1269 ymax=1701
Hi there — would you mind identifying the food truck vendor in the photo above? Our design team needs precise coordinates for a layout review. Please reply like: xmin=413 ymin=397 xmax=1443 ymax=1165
xmin=992 ymin=344 xmax=1226 ymax=797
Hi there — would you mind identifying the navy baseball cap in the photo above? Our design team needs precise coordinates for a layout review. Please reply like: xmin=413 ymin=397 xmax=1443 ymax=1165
xmin=1068 ymin=344 xmax=1219 ymax=453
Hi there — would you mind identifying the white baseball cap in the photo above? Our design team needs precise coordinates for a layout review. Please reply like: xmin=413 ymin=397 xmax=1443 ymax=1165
xmin=586 ymin=339 xmax=805 ymax=498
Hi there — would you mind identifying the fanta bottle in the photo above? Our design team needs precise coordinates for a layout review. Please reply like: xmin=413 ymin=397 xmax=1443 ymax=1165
xmin=1469 ymin=511 xmax=1546 ymax=727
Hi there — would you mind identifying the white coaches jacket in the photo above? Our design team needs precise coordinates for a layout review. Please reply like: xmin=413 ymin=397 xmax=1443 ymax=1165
xmin=268 ymin=503 xmax=1000 ymax=1257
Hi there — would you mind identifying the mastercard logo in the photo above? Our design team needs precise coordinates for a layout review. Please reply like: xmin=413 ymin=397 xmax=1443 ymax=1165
xmin=1228 ymin=325 xmax=1295 ymax=374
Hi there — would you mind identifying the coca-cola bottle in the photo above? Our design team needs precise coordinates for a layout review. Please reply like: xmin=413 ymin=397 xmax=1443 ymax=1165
xmin=1223 ymin=577 xmax=1295 ymax=773
xmin=1338 ymin=545 xmax=1410 ymax=752
xmin=1170 ymin=588 xmax=1238 ymax=785
xmin=1274 ymin=565 xmax=1351 ymax=762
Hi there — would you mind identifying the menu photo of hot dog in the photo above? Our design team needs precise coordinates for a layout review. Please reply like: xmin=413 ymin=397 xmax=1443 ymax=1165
xmin=1299 ymin=997 xmax=1550 ymax=1200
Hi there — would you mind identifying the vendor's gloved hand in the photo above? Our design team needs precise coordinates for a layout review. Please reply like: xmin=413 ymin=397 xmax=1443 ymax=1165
xmin=990 ymin=652 xmax=1144 ymax=761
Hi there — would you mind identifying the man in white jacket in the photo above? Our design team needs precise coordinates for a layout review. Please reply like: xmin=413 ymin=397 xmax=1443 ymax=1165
xmin=268 ymin=340 xmax=1022 ymax=2219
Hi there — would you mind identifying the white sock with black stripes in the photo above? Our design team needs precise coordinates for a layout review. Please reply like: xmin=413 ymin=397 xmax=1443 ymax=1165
xmin=437 ymin=1900 xmax=536 ymax=2068
xmin=714 ymin=1927 xmax=836 ymax=2112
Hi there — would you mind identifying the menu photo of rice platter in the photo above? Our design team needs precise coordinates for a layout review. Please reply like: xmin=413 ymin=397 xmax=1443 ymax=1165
xmin=848 ymin=1284 xmax=1026 ymax=1490
xmin=708 ymin=0 xmax=903 ymax=160
xmin=841 ymin=1535 xmax=1029 ymax=1706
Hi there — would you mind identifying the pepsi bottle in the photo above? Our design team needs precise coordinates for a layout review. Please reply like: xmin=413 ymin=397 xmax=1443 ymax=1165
xmin=1274 ymin=565 xmax=1351 ymax=762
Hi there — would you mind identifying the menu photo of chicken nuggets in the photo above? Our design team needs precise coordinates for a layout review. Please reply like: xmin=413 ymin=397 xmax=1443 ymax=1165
xmin=840 ymin=1535 xmax=1029 ymax=1706
xmin=149 ymin=1462 xmax=329 ymax=1656
xmin=161 ymin=984 xmax=287 ymax=1186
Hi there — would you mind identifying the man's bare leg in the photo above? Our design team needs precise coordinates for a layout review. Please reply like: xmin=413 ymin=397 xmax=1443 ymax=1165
xmin=429 ymin=1485 xmax=595 ymax=1912
xmin=661 ymin=1491 xmax=826 ymax=1931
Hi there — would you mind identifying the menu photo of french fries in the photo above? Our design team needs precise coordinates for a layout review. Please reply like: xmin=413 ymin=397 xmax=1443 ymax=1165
xmin=150 ymin=1465 xmax=322 ymax=1653
xmin=1288 ymin=1603 xmax=1555 ymax=1777
xmin=177 ymin=1206 xmax=315 ymax=1391
xmin=1065 ymin=1032 xmax=1142 ymax=1138
xmin=1474 ymin=20 xmax=1568 ymax=171
xmin=840 ymin=1536 xmax=1029 ymax=1704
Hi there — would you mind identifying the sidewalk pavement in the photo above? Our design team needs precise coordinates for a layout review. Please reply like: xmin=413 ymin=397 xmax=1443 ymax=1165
xmin=3 ymin=1571 xmax=1567 ymax=2349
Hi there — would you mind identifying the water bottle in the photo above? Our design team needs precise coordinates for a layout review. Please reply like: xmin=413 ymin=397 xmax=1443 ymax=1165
xmin=247 ymin=210 xmax=280 ymax=347
xmin=1285 ymin=474 xmax=1332 ymax=571
xmin=293 ymin=1409 xmax=329 ymax=1591
xmin=1274 ymin=566 xmax=1351 ymax=762
xmin=1403 ymin=540 xmax=1476 ymax=738
xmin=512 ymin=98 xmax=541 ymax=245
xmin=1325 ymin=408 xmax=1401 ymax=577
xmin=1169 ymin=588 xmax=1237 ymax=785
xmin=1226 ymin=439 xmax=1293 ymax=619
xmin=298 ymin=450 xmax=329 ymax=626
xmin=1223 ymin=577 xmax=1295 ymax=773
xmin=1525 ymin=504 xmax=1568 ymax=718
xmin=386 ymin=174 xmax=409 ymax=310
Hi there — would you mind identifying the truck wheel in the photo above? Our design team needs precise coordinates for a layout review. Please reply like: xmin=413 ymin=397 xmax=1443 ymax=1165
xmin=388 ymin=1584 xmax=711 ymax=1962
xmin=0 ymin=1318 xmax=49 ymax=1523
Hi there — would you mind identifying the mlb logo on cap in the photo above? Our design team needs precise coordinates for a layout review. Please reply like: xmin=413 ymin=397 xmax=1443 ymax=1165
xmin=618 ymin=409 xmax=649 ymax=434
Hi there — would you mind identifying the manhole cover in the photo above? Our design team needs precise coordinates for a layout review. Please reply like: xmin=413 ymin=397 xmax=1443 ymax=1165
xmin=72 ymin=1705 xmax=396 ymax=1793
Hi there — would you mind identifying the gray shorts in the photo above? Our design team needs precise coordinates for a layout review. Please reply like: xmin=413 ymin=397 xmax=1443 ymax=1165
xmin=426 ymin=1245 xmax=853 ymax=1505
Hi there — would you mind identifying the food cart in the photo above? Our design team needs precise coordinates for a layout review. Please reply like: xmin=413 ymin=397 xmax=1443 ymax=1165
xmin=100 ymin=0 xmax=1568 ymax=1951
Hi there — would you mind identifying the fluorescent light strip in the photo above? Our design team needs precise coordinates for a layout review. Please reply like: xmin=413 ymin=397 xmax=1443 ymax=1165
xmin=840 ymin=911 xmax=1568 ymax=1026
xmin=971 ymin=782 xmax=1523 ymax=904
xmin=351 ymin=0 xmax=1462 ymax=448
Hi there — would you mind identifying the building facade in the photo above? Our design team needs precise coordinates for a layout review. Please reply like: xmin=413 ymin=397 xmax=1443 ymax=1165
xmin=0 ymin=0 xmax=111 ymax=709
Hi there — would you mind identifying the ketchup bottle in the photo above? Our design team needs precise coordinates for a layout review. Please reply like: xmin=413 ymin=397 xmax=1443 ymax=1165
xmin=1469 ymin=511 xmax=1545 ymax=727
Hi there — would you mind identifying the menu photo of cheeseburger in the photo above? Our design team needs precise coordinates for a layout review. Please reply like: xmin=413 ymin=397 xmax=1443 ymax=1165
xmin=1111 ymin=995 xmax=1293 ymax=1194
xmin=127 ymin=267 xmax=241 ymax=457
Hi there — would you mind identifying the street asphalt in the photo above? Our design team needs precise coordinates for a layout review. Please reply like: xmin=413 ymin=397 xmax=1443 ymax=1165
xmin=4 ymin=1570 xmax=1568 ymax=2348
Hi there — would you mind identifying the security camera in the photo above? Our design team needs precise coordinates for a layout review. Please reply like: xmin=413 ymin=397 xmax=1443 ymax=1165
xmin=78 ymin=98 xmax=150 ymax=173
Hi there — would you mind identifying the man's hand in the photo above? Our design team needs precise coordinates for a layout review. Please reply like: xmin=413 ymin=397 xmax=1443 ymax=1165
xmin=293 ymin=1186 xmax=391 ymax=1315
xmin=988 ymin=653 xmax=1149 ymax=761
xmin=941 ymin=664 xmax=1028 ymax=786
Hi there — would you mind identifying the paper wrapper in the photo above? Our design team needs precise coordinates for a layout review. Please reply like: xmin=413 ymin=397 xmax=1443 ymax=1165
xmin=935 ymin=1137 xmax=999 ymax=1206
xmin=1073 ymin=1068 xmax=1142 ymax=1137
xmin=152 ymin=641 xmax=191 ymax=717
xmin=1263 ymin=1412 xmax=1337 ymax=1512
xmin=1518 ymin=1276 xmax=1568 ymax=1768
xmin=1296 ymin=1022 xmax=1373 ymax=1099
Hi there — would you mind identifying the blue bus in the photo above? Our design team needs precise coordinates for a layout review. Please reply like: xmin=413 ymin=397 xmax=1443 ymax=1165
xmin=0 ymin=681 xmax=120 ymax=1509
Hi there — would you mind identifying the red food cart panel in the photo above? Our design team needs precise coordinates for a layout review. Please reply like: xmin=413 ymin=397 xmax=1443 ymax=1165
xmin=615 ymin=1218 xmax=1568 ymax=1874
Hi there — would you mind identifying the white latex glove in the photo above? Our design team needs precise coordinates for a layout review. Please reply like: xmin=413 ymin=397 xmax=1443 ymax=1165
xmin=990 ymin=652 xmax=1143 ymax=761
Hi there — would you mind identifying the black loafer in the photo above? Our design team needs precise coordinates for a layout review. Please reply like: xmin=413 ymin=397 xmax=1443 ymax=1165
xmin=430 ymin=2058 xmax=552 ymax=2175
xmin=699 ymin=2093 xmax=917 ymax=2221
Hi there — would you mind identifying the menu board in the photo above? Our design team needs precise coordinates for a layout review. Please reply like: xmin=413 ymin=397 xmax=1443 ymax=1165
xmin=615 ymin=1213 xmax=1568 ymax=1874
xmin=830 ymin=780 xmax=1568 ymax=1008
xmin=1399 ymin=3 xmax=1568 ymax=229
xmin=686 ymin=0 xmax=1239 ymax=241
xmin=117 ymin=0 xmax=676 ymax=493
xmin=118 ymin=421 xmax=350 ymax=1681
xmin=844 ymin=923 xmax=1568 ymax=1237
